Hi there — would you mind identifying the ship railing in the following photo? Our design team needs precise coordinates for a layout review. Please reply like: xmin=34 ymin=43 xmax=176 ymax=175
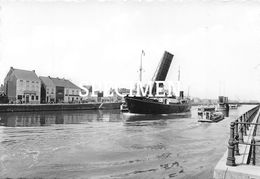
xmin=226 ymin=105 xmax=260 ymax=166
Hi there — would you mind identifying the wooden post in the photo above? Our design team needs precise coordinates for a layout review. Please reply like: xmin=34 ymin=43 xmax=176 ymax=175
xmin=226 ymin=122 xmax=236 ymax=166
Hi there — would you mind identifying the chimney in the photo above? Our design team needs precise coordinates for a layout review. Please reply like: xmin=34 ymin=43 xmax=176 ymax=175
xmin=179 ymin=91 xmax=184 ymax=99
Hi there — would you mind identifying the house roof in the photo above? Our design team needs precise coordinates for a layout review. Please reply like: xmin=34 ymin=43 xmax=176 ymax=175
xmin=49 ymin=77 xmax=80 ymax=89
xmin=39 ymin=76 xmax=55 ymax=87
xmin=12 ymin=68 xmax=40 ymax=81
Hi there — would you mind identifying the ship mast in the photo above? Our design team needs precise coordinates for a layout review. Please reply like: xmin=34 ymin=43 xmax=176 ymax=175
xmin=178 ymin=66 xmax=180 ymax=82
xmin=139 ymin=50 xmax=145 ymax=82
xmin=178 ymin=65 xmax=181 ymax=92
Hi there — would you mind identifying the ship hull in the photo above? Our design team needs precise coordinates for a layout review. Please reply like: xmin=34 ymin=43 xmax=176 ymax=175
xmin=125 ymin=96 xmax=191 ymax=114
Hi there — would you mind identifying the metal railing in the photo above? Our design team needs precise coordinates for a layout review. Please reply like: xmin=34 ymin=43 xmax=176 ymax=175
xmin=226 ymin=105 xmax=260 ymax=166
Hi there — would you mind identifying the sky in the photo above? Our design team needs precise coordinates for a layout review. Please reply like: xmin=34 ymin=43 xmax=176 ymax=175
xmin=1 ymin=0 xmax=260 ymax=100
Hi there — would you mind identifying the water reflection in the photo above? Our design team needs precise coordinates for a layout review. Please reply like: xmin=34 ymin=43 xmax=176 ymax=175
xmin=123 ymin=112 xmax=192 ymax=122
xmin=0 ymin=110 xmax=123 ymax=127
xmin=0 ymin=109 xmax=193 ymax=127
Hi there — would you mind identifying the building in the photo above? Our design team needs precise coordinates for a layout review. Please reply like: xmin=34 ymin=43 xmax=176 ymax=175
xmin=0 ymin=84 xmax=4 ymax=95
xmin=40 ymin=76 xmax=81 ymax=103
xmin=39 ymin=76 xmax=56 ymax=103
xmin=0 ymin=84 xmax=8 ymax=103
xmin=4 ymin=67 xmax=41 ymax=104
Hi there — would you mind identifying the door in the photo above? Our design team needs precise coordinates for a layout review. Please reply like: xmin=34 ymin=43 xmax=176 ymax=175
xmin=26 ymin=95 xmax=29 ymax=103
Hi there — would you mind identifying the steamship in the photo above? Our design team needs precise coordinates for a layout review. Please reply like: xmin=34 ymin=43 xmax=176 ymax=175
xmin=124 ymin=51 xmax=191 ymax=114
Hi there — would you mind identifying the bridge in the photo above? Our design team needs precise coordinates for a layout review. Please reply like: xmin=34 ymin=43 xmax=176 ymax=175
xmin=228 ymin=102 xmax=260 ymax=105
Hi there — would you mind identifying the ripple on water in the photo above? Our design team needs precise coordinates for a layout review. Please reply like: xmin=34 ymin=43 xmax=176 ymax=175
xmin=0 ymin=106 xmax=252 ymax=179
xmin=109 ymin=161 xmax=185 ymax=179
xmin=130 ymin=143 xmax=166 ymax=150
xmin=1 ymin=139 xmax=17 ymax=145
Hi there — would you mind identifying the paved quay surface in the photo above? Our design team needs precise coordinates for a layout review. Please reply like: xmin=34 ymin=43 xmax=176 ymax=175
xmin=254 ymin=120 xmax=260 ymax=166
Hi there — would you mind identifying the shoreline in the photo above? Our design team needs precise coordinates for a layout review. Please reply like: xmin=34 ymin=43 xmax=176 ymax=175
xmin=0 ymin=102 xmax=123 ymax=113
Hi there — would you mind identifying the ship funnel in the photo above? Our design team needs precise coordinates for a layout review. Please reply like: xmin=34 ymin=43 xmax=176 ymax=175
xmin=180 ymin=91 xmax=184 ymax=99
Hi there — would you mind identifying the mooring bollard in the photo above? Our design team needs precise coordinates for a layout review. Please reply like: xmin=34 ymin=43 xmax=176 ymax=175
xmin=234 ymin=121 xmax=240 ymax=155
xmin=226 ymin=122 xmax=236 ymax=166
xmin=251 ymin=138 xmax=256 ymax=165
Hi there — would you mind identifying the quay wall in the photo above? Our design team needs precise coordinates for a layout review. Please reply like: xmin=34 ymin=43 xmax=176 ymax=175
xmin=0 ymin=102 xmax=123 ymax=113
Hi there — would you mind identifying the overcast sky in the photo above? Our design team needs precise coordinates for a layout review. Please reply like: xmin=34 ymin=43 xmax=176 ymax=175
xmin=1 ymin=0 xmax=260 ymax=100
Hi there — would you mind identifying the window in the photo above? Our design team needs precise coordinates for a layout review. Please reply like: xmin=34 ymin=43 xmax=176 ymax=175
xmin=36 ymin=96 xmax=38 ymax=100
xmin=51 ymin=88 xmax=54 ymax=94
xmin=66 ymin=89 xmax=69 ymax=95
xmin=47 ymin=88 xmax=49 ymax=94
xmin=19 ymin=80 xmax=23 ymax=86
xmin=18 ymin=95 xmax=22 ymax=100
xmin=31 ymin=96 xmax=34 ymax=100
xmin=72 ymin=90 xmax=74 ymax=95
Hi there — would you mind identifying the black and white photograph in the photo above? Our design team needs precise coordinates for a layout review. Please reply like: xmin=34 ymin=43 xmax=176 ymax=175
xmin=1 ymin=0 xmax=260 ymax=178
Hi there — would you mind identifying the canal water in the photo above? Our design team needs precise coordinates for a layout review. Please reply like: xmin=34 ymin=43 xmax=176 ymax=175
xmin=0 ymin=105 xmax=254 ymax=179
